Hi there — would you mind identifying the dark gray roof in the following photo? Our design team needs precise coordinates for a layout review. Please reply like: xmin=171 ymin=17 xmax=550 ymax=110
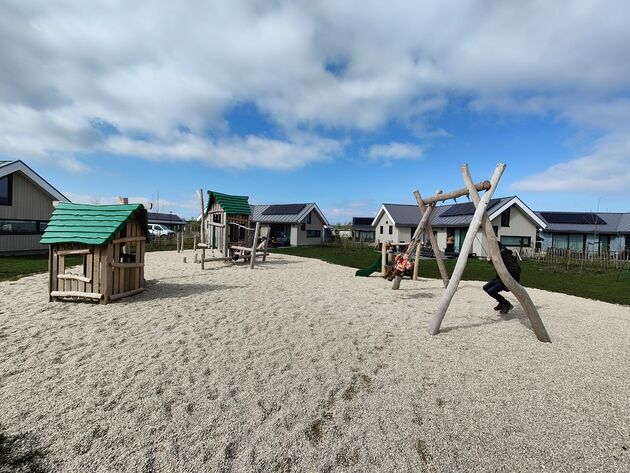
xmin=148 ymin=212 xmax=187 ymax=225
xmin=536 ymin=211 xmax=630 ymax=234
xmin=250 ymin=203 xmax=329 ymax=225
xmin=381 ymin=197 xmax=515 ymax=227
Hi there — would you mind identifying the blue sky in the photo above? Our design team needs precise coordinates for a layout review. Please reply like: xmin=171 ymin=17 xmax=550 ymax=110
xmin=2 ymin=1 xmax=630 ymax=221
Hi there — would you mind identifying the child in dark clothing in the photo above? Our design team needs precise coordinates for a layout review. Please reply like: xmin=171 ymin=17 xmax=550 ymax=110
xmin=483 ymin=243 xmax=521 ymax=314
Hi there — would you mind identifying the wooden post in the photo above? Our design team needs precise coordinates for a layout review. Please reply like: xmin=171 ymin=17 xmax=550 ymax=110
xmin=250 ymin=222 xmax=261 ymax=269
xmin=429 ymin=164 xmax=505 ymax=335
xmin=413 ymin=244 xmax=421 ymax=280
xmin=198 ymin=189 xmax=206 ymax=270
xmin=381 ymin=242 xmax=387 ymax=277
xmin=414 ymin=191 xmax=449 ymax=288
xmin=193 ymin=235 xmax=197 ymax=253
xmin=262 ymin=227 xmax=270 ymax=262
xmin=461 ymin=165 xmax=551 ymax=343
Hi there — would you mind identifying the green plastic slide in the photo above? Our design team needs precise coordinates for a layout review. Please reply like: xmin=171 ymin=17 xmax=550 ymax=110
xmin=355 ymin=257 xmax=382 ymax=277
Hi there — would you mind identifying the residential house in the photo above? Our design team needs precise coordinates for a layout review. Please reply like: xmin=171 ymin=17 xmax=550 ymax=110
xmin=147 ymin=211 xmax=187 ymax=232
xmin=351 ymin=217 xmax=376 ymax=242
xmin=250 ymin=203 xmax=329 ymax=246
xmin=372 ymin=196 xmax=546 ymax=257
xmin=536 ymin=211 xmax=630 ymax=255
xmin=1 ymin=160 xmax=69 ymax=255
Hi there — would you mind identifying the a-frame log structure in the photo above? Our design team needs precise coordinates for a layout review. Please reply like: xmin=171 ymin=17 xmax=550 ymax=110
xmin=391 ymin=163 xmax=550 ymax=343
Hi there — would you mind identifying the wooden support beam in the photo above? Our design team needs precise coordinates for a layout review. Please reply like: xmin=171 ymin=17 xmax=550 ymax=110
xmin=109 ymin=287 xmax=144 ymax=301
xmin=57 ymin=274 xmax=91 ymax=283
xmin=429 ymin=164 xmax=505 ymax=335
xmin=56 ymin=248 xmax=91 ymax=256
xmin=250 ymin=222 xmax=260 ymax=269
xmin=381 ymin=243 xmax=388 ymax=277
xmin=112 ymin=236 xmax=146 ymax=244
xmin=461 ymin=165 xmax=551 ymax=342
xmin=414 ymin=191 xmax=449 ymax=288
xmin=419 ymin=180 xmax=491 ymax=205
xmin=111 ymin=262 xmax=144 ymax=268
xmin=51 ymin=291 xmax=102 ymax=300
xmin=198 ymin=189 xmax=206 ymax=270
xmin=262 ymin=228 xmax=270 ymax=262
xmin=413 ymin=244 xmax=421 ymax=280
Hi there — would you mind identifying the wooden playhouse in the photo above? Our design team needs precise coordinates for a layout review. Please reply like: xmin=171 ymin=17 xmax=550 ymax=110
xmin=40 ymin=202 xmax=149 ymax=304
xmin=204 ymin=191 xmax=253 ymax=255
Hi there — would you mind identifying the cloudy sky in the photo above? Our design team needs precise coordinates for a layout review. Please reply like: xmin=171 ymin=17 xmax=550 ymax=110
xmin=2 ymin=0 xmax=630 ymax=221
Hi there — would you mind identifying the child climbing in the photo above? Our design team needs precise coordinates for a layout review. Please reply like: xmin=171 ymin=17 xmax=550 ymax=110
xmin=483 ymin=243 xmax=521 ymax=314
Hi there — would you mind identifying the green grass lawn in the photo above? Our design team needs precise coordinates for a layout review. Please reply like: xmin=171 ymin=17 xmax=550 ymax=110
xmin=272 ymin=246 xmax=630 ymax=306
xmin=0 ymin=255 xmax=83 ymax=282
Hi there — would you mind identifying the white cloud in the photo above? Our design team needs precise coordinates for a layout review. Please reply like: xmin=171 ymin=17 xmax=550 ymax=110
xmin=366 ymin=142 xmax=423 ymax=161
xmin=0 ymin=0 xmax=629 ymax=180
xmin=512 ymin=134 xmax=630 ymax=192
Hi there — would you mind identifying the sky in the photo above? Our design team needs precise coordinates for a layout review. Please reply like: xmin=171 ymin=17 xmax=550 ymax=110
xmin=2 ymin=0 xmax=630 ymax=222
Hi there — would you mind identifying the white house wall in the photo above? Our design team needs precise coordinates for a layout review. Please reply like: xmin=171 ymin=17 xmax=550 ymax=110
xmin=374 ymin=213 xmax=403 ymax=244
xmin=492 ymin=206 xmax=538 ymax=249
xmin=294 ymin=210 xmax=325 ymax=246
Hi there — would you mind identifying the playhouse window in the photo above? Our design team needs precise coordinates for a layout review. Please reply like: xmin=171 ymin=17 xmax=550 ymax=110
xmin=306 ymin=230 xmax=321 ymax=238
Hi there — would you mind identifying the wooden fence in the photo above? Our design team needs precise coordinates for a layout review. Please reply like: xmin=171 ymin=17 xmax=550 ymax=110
xmin=524 ymin=248 xmax=630 ymax=270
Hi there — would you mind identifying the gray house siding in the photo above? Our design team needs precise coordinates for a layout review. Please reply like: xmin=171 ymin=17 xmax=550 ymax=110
xmin=1 ymin=172 xmax=60 ymax=254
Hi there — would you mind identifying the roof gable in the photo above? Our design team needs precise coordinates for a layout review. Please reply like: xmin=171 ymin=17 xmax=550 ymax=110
xmin=40 ymin=202 xmax=148 ymax=245
xmin=0 ymin=160 xmax=69 ymax=202
xmin=207 ymin=191 xmax=251 ymax=215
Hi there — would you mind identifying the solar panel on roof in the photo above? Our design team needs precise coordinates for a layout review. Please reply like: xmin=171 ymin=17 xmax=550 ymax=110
xmin=439 ymin=198 xmax=502 ymax=217
xmin=540 ymin=212 xmax=606 ymax=225
xmin=262 ymin=204 xmax=307 ymax=215
xmin=353 ymin=217 xmax=374 ymax=225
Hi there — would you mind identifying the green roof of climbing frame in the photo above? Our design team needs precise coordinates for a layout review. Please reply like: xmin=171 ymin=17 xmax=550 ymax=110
xmin=40 ymin=202 xmax=148 ymax=246
xmin=207 ymin=191 xmax=251 ymax=215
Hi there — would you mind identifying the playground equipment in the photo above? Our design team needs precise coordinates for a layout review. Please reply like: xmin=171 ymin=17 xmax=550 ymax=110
xmin=40 ymin=202 xmax=148 ymax=304
xmin=393 ymin=163 xmax=550 ymax=343
xmin=196 ymin=189 xmax=269 ymax=269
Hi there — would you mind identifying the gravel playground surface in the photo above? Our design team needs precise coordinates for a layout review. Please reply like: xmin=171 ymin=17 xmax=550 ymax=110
xmin=1 ymin=251 xmax=629 ymax=472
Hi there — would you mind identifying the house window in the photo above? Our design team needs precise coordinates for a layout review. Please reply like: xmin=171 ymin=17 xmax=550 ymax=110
xmin=0 ymin=219 xmax=48 ymax=235
xmin=306 ymin=230 xmax=321 ymax=238
xmin=552 ymin=233 xmax=585 ymax=251
xmin=389 ymin=226 xmax=393 ymax=235
xmin=306 ymin=212 xmax=312 ymax=224
xmin=0 ymin=174 xmax=12 ymax=205
xmin=501 ymin=208 xmax=510 ymax=227
xmin=380 ymin=226 xmax=383 ymax=234
xmin=500 ymin=236 xmax=531 ymax=247
xmin=301 ymin=223 xmax=306 ymax=231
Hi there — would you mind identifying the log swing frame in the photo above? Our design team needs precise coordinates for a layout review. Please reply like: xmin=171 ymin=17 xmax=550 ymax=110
xmin=392 ymin=163 xmax=551 ymax=343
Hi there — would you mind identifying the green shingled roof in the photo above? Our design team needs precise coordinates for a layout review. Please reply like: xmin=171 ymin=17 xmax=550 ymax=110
xmin=40 ymin=202 xmax=148 ymax=245
xmin=207 ymin=191 xmax=251 ymax=215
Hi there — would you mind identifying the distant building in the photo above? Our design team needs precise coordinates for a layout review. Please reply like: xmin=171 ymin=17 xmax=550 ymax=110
xmin=0 ymin=160 xmax=69 ymax=255
xmin=250 ymin=203 xmax=329 ymax=246
xmin=147 ymin=211 xmax=187 ymax=232
xmin=352 ymin=217 xmax=376 ymax=242
xmin=372 ymin=196 xmax=545 ymax=257
xmin=536 ymin=211 xmax=630 ymax=254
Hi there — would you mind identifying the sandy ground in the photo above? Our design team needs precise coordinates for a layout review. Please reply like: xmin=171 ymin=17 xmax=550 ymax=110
xmin=0 ymin=250 xmax=629 ymax=472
